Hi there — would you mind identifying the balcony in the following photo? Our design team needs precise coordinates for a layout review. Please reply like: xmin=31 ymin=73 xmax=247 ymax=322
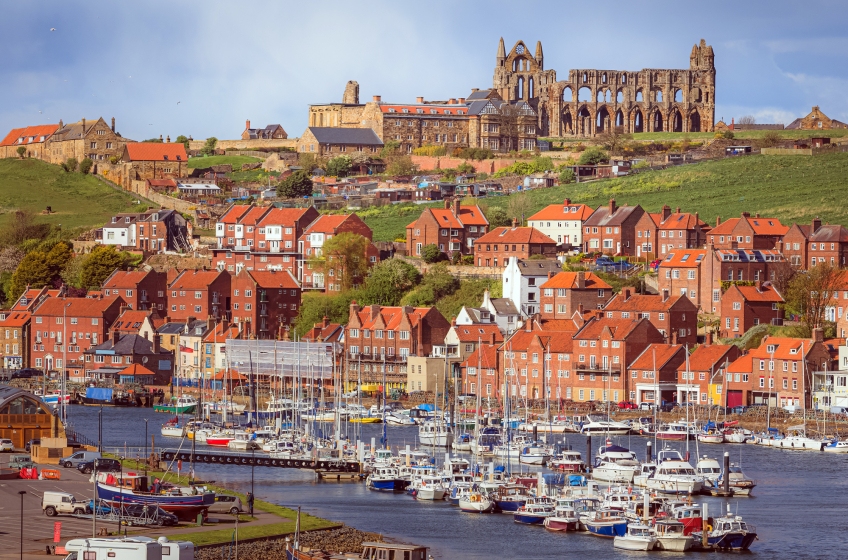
xmin=576 ymin=363 xmax=622 ymax=375
xmin=259 ymin=305 xmax=268 ymax=316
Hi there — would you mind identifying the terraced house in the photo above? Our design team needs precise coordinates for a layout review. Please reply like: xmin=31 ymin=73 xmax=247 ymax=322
xmin=0 ymin=123 xmax=59 ymax=159
xmin=527 ymin=199 xmax=594 ymax=248
xmin=406 ymin=198 xmax=489 ymax=259
xmin=781 ymin=217 xmax=848 ymax=269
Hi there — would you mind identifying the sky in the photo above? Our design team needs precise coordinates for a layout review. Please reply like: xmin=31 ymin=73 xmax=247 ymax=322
xmin=3 ymin=0 xmax=848 ymax=141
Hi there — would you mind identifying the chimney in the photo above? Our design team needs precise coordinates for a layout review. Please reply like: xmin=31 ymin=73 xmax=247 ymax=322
xmin=370 ymin=304 xmax=380 ymax=320
xmin=416 ymin=97 xmax=424 ymax=103
xmin=185 ymin=316 xmax=195 ymax=333
xmin=609 ymin=198 xmax=617 ymax=215
xmin=489 ymin=332 xmax=495 ymax=345
xmin=246 ymin=119 xmax=251 ymax=130
xmin=445 ymin=198 xmax=451 ymax=210
xmin=153 ymin=334 xmax=161 ymax=354
xmin=578 ymin=303 xmax=584 ymax=315
xmin=705 ymin=331 xmax=713 ymax=346
xmin=207 ymin=316 xmax=215 ymax=333
xmin=576 ymin=271 xmax=585 ymax=289
xmin=159 ymin=134 xmax=163 ymax=142
xmin=511 ymin=218 xmax=518 ymax=228
xmin=448 ymin=98 xmax=457 ymax=104
xmin=372 ymin=95 xmax=381 ymax=102
xmin=166 ymin=135 xmax=171 ymax=143
xmin=676 ymin=207 xmax=681 ymax=214
xmin=471 ymin=88 xmax=479 ymax=93
xmin=672 ymin=331 xmax=678 ymax=345
xmin=755 ymin=213 xmax=760 ymax=218
xmin=716 ymin=216 xmax=721 ymax=226
xmin=662 ymin=205 xmax=671 ymax=220
xmin=111 ymin=117 xmax=115 ymax=132
xmin=812 ymin=217 xmax=822 ymax=233
xmin=81 ymin=118 xmax=86 ymax=131
xmin=350 ymin=299 xmax=360 ymax=317
xmin=525 ymin=318 xmax=532 ymax=333
xmin=322 ymin=316 xmax=330 ymax=328
xmin=113 ymin=331 xmax=121 ymax=344
xmin=453 ymin=197 xmax=460 ymax=217
xmin=813 ymin=328 xmax=824 ymax=343
xmin=564 ymin=198 xmax=571 ymax=206
xmin=458 ymin=98 xmax=466 ymax=104
xmin=741 ymin=211 xmax=751 ymax=218
xmin=59 ymin=119 xmax=63 ymax=129
xmin=662 ymin=289 xmax=669 ymax=302
xmin=548 ymin=271 xmax=555 ymax=279
xmin=623 ymin=287 xmax=632 ymax=301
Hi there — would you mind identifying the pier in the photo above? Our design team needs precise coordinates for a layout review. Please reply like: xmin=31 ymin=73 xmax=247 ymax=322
xmin=159 ymin=449 xmax=361 ymax=473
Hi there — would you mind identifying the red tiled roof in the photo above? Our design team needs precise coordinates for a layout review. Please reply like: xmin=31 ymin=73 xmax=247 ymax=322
xmin=118 ymin=363 xmax=156 ymax=377
xmin=169 ymin=270 xmax=225 ymax=290
xmin=303 ymin=321 xmax=344 ymax=343
xmin=710 ymin=216 xmax=788 ymax=237
xmin=574 ymin=317 xmax=644 ymax=340
xmin=453 ymin=324 xmax=504 ymax=343
xmin=219 ymin=205 xmax=252 ymax=224
xmin=380 ymin=104 xmax=468 ymax=116
xmin=0 ymin=311 xmax=30 ymax=327
xmin=257 ymin=207 xmax=312 ymax=228
xmin=35 ymin=296 xmax=123 ymax=317
xmin=604 ymin=292 xmax=684 ymax=313
xmin=302 ymin=214 xmax=352 ymax=235
xmin=461 ymin=343 xmax=499 ymax=369
xmin=475 ymin=226 xmax=556 ymax=245
xmin=429 ymin=208 xmax=461 ymax=228
xmin=679 ymin=344 xmax=738 ymax=372
xmin=245 ymin=269 xmax=299 ymax=289
xmin=732 ymin=284 xmax=783 ymax=303
xmin=352 ymin=305 xmax=431 ymax=330
xmin=748 ymin=337 xmax=815 ymax=360
xmin=202 ymin=322 xmax=240 ymax=343
xmin=629 ymin=343 xmax=684 ymax=370
xmin=529 ymin=202 xmax=594 ymax=222
xmin=102 ymin=270 xmax=149 ymax=289
xmin=709 ymin=218 xmax=740 ymax=236
xmin=727 ymin=354 xmax=754 ymax=373
xmin=147 ymin=179 xmax=178 ymax=188
xmin=502 ymin=328 xmax=573 ymax=353
xmin=124 ymin=142 xmax=188 ymax=162
xmin=657 ymin=212 xmax=706 ymax=230
xmin=659 ymin=250 xmax=706 ymax=268
xmin=112 ymin=310 xmax=155 ymax=331
xmin=541 ymin=271 xmax=611 ymax=290
xmin=1 ymin=124 xmax=60 ymax=146
xmin=239 ymin=206 xmax=271 ymax=226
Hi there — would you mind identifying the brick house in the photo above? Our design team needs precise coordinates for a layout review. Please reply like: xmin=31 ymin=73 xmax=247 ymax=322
xmin=109 ymin=308 xmax=164 ymax=341
xmin=602 ymin=287 xmax=699 ymax=346
xmin=571 ymin=317 xmax=665 ymax=403
xmin=45 ymin=117 xmax=127 ymax=166
xmin=0 ymin=287 xmax=57 ymax=369
xmin=539 ymin=271 xmax=612 ymax=320
xmin=122 ymin=142 xmax=189 ymax=182
xmin=781 ymin=218 xmax=848 ymax=269
xmin=0 ymin=124 xmax=59 ymax=160
xmin=676 ymin=341 xmax=741 ymax=406
xmin=84 ymin=333 xmax=174 ymax=384
xmin=167 ymin=269 xmax=232 ymax=321
xmin=444 ymin=322 xmax=503 ymax=363
xmin=344 ymin=302 xmax=451 ymax=390
xmin=527 ymin=199 xmax=595 ymax=249
xmin=231 ymin=269 xmax=301 ymax=339
xmin=299 ymin=214 xmax=378 ymax=292
xmin=101 ymin=270 xmax=168 ymax=312
xmin=582 ymin=199 xmax=645 ymax=256
xmin=706 ymin=213 xmax=789 ymax=251
xmin=30 ymin=295 xmax=125 ymax=376
xmin=406 ymin=198 xmax=489 ymax=259
xmin=628 ymin=343 xmax=687 ymax=405
xmin=200 ymin=321 xmax=241 ymax=381
xmin=657 ymin=249 xmax=707 ymax=310
xmin=459 ymin=342 xmax=499 ymax=398
xmin=241 ymin=120 xmax=287 ymax=140
xmin=699 ymin=245 xmax=787 ymax=315
xmin=301 ymin=316 xmax=345 ymax=344
xmin=499 ymin=323 xmax=574 ymax=402
xmin=719 ymin=283 xmax=784 ymax=338
xmin=633 ymin=205 xmax=709 ymax=259
xmin=474 ymin=225 xmax=557 ymax=267
xmin=298 ymin=127 xmax=383 ymax=157
xmin=503 ymin=258 xmax=562 ymax=317
xmin=99 ymin=209 xmax=190 ymax=253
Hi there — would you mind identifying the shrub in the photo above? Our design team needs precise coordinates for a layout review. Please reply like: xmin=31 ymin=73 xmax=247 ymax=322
xmin=578 ymin=147 xmax=609 ymax=165
xmin=558 ymin=168 xmax=575 ymax=184
xmin=412 ymin=145 xmax=448 ymax=157
xmin=16 ymin=146 xmax=26 ymax=158
xmin=61 ymin=157 xmax=78 ymax=172
xmin=79 ymin=158 xmax=93 ymax=174
xmin=109 ymin=155 xmax=120 ymax=164
xmin=421 ymin=244 xmax=442 ymax=263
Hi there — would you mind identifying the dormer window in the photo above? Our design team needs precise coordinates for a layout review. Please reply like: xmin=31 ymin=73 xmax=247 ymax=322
xmin=388 ymin=108 xmax=396 ymax=113
xmin=766 ymin=344 xmax=776 ymax=353
xmin=176 ymin=155 xmax=181 ymax=160
xmin=430 ymin=110 xmax=437 ymax=114
xmin=402 ymin=108 xmax=409 ymax=113
xmin=163 ymin=155 xmax=169 ymax=160
xmin=125 ymin=217 xmax=131 ymax=223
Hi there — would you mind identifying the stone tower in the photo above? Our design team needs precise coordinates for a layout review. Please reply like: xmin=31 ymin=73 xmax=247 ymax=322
xmin=342 ymin=81 xmax=360 ymax=104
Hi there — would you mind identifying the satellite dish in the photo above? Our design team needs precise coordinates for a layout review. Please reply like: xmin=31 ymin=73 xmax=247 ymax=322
xmin=142 ymin=357 xmax=149 ymax=364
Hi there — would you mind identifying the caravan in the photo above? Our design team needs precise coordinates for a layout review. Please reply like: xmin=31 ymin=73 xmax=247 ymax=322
xmin=64 ymin=537 xmax=193 ymax=560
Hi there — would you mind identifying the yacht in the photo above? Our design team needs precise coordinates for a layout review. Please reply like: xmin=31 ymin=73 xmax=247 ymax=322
xmin=694 ymin=455 xmax=722 ymax=484
xmin=656 ymin=420 xmax=695 ymax=441
xmin=578 ymin=414 xmax=631 ymax=435
xmin=643 ymin=448 xmax=704 ymax=494
xmin=613 ymin=524 xmax=657 ymax=551
xmin=591 ymin=442 xmax=641 ymax=483
xmin=418 ymin=420 xmax=453 ymax=447
xmin=549 ymin=450 xmax=585 ymax=472
xmin=768 ymin=425 xmax=825 ymax=451
xmin=653 ymin=519 xmax=694 ymax=551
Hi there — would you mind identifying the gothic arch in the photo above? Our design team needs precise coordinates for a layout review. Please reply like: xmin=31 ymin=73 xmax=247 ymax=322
xmin=670 ymin=107 xmax=683 ymax=132
xmin=635 ymin=89 xmax=644 ymax=102
xmin=631 ymin=109 xmax=644 ymax=133
xmin=562 ymin=86 xmax=574 ymax=102
xmin=615 ymin=109 xmax=625 ymax=128
xmin=596 ymin=106 xmax=611 ymax=133
xmin=616 ymin=89 xmax=624 ymax=103
xmin=688 ymin=109 xmax=701 ymax=132
xmin=577 ymin=105 xmax=592 ymax=136
xmin=578 ymin=86 xmax=592 ymax=102
xmin=674 ymin=88 xmax=683 ymax=103
xmin=652 ymin=109 xmax=664 ymax=132
xmin=563 ymin=110 xmax=574 ymax=134
xmin=654 ymin=89 xmax=664 ymax=103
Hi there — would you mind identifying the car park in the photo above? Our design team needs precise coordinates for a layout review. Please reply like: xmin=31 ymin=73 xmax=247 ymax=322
xmin=208 ymin=494 xmax=244 ymax=515
xmin=62 ymin=450 xmax=101 ymax=468
xmin=0 ymin=438 xmax=13 ymax=452
xmin=9 ymin=453 xmax=34 ymax=469
xmin=25 ymin=438 xmax=40 ymax=452
xmin=639 ymin=402 xmax=654 ymax=411
xmin=78 ymin=458 xmax=121 ymax=474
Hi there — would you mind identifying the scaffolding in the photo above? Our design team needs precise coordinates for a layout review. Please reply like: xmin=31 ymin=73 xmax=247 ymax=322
xmin=225 ymin=339 xmax=339 ymax=385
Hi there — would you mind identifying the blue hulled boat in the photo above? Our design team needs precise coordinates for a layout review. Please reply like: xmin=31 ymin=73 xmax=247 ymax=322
xmin=95 ymin=473 xmax=213 ymax=520
xmin=512 ymin=497 xmax=555 ymax=525
xmin=584 ymin=509 xmax=628 ymax=538
xmin=492 ymin=483 xmax=529 ymax=513
xmin=692 ymin=512 xmax=758 ymax=550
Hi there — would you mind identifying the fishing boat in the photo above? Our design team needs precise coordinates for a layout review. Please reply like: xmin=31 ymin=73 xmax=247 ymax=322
xmin=656 ymin=420 xmax=694 ymax=441
xmin=578 ymin=414 xmax=631 ymax=435
xmin=39 ymin=390 xmax=72 ymax=408
xmin=644 ymin=448 xmax=704 ymax=494
xmin=720 ymin=463 xmax=756 ymax=495
xmin=418 ymin=420 xmax=453 ymax=447
xmin=154 ymin=395 xmax=198 ymax=414
xmin=160 ymin=417 xmax=185 ymax=438
xmin=492 ymin=484 xmax=530 ymax=513
xmin=78 ymin=387 xmax=136 ymax=407
xmin=670 ymin=503 xmax=703 ymax=535
xmin=409 ymin=475 xmax=446 ymax=501
xmin=591 ymin=442 xmax=640 ymax=483
xmin=653 ymin=519 xmax=694 ymax=551
xmin=366 ymin=466 xmax=401 ymax=491
xmin=95 ymin=472 xmax=214 ymax=520
xmin=695 ymin=455 xmax=722 ymax=484
xmin=613 ymin=524 xmax=657 ymax=551
xmin=452 ymin=433 xmax=474 ymax=452
xmin=583 ymin=508 xmax=628 ymax=537
xmin=549 ymin=450 xmax=585 ymax=472
xmin=512 ymin=497 xmax=555 ymax=525
xmin=692 ymin=510 xmax=758 ymax=550
xmin=824 ymin=439 xmax=848 ymax=453
xmin=458 ymin=490 xmax=493 ymax=513
xmin=543 ymin=500 xmax=579 ymax=532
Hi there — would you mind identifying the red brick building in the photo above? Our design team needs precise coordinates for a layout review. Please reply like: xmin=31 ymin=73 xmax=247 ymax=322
xmin=780 ymin=218 xmax=848 ymax=269
xmin=676 ymin=342 xmax=741 ymax=406
xmin=634 ymin=205 xmax=709 ymax=259
xmin=230 ymin=269 xmax=301 ymax=339
xmin=122 ymin=142 xmax=189 ymax=182
xmin=657 ymin=249 xmax=707 ymax=309
xmin=699 ymin=245 xmax=787 ymax=315
xmin=719 ymin=283 xmax=784 ymax=338
xmin=30 ymin=295 xmax=125 ymax=376
xmin=300 ymin=214 xmax=378 ymax=291
xmin=628 ymin=343 xmax=687 ymax=405
xmin=101 ymin=270 xmax=168 ymax=312
xmin=460 ymin=342 xmax=500 ymax=398
xmin=707 ymin=213 xmax=788 ymax=251
xmin=406 ymin=198 xmax=489 ymax=259
xmin=167 ymin=269 xmax=231 ymax=321
xmin=473 ymin=224 xmax=557 ymax=267
xmin=301 ymin=316 xmax=344 ymax=344
xmin=499 ymin=323 xmax=574 ymax=401
xmin=602 ymin=287 xmax=698 ymax=346
xmin=539 ymin=271 xmax=612 ymax=320
xmin=582 ymin=199 xmax=645 ymax=256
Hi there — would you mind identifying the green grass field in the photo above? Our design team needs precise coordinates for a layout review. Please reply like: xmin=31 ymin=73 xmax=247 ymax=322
xmin=187 ymin=155 xmax=262 ymax=169
xmin=0 ymin=158 xmax=149 ymax=230
xmin=360 ymin=151 xmax=848 ymax=241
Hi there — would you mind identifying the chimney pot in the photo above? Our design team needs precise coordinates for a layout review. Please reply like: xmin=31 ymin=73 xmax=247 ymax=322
xmin=705 ymin=331 xmax=713 ymax=346
xmin=458 ymin=98 xmax=465 ymax=104
xmin=609 ymin=198 xmax=616 ymax=215
xmin=623 ymin=287 xmax=632 ymax=301
xmin=812 ymin=217 xmax=822 ymax=233
xmin=453 ymin=197 xmax=460 ymax=217
xmin=322 ymin=316 xmax=329 ymax=328
xmin=166 ymin=135 xmax=171 ymax=143
xmin=416 ymin=97 xmax=424 ymax=104
xmin=246 ymin=119 xmax=250 ymax=130
xmin=672 ymin=331 xmax=678 ymax=345
xmin=111 ymin=117 xmax=115 ymax=133
xmin=564 ymin=198 xmax=570 ymax=205
xmin=372 ymin=95 xmax=381 ymax=102
xmin=676 ymin=207 xmax=681 ymax=214
xmin=511 ymin=218 xmax=518 ymax=228
xmin=813 ymin=327 xmax=824 ymax=342
xmin=448 ymin=98 xmax=457 ymax=104
xmin=716 ymin=216 xmax=721 ymax=226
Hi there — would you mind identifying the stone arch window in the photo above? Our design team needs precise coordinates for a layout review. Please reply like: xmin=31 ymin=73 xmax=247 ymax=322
xmin=615 ymin=109 xmax=624 ymax=128
xmin=529 ymin=77 xmax=534 ymax=98
xmin=674 ymin=89 xmax=683 ymax=103
xmin=635 ymin=90 xmax=643 ymax=102
xmin=602 ymin=73 xmax=607 ymax=84
xmin=689 ymin=110 xmax=701 ymax=132
xmin=653 ymin=110 xmax=664 ymax=132
xmin=655 ymin=90 xmax=663 ymax=103
xmin=517 ymin=77 xmax=524 ymax=99
xmin=621 ymin=74 xmax=627 ymax=84
xmin=582 ymin=72 xmax=588 ymax=83
xmin=616 ymin=90 xmax=624 ymax=103
xmin=513 ymin=59 xmax=518 ymax=72
xmin=633 ymin=109 xmax=644 ymax=133
xmin=597 ymin=90 xmax=604 ymax=103
xmin=562 ymin=86 xmax=573 ymax=102
xmin=578 ymin=86 xmax=592 ymax=103
xmin=672 ymin=108 xmax=683 ymax=132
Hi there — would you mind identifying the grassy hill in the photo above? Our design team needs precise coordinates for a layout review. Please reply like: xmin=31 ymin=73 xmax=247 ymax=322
xmin=360 ymin=151 xmax=848 ymax=241
xmin=0 ymin=158 xmax=149 ymax=230
xmin=186 ymin=155 xmax=262 ymax=169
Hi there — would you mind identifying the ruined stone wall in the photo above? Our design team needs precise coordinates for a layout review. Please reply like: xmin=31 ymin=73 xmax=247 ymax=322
xmin=187 ymin=138 xmax=298 ymax=151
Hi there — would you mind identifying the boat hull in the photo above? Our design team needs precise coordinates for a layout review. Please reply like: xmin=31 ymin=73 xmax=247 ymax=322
xmin=613 ymin=536 xmax=656 ymax=551
xmin=656 ymin=432 xmax=689 ymax=441
xmin=549 ymin=461 xmax=583 ymax=473
xmin=697 ymin=434 xmax=724 ymax=444
xmin=459 ymin=498 xmax=493 ymax=513
xmin=205 ymin=438 xmax=234 ymax=447
xmin=494 ymin=499 xmax=526 ymax=513
xmin=656 ymin=536 xmax=694 ymax=552
xmin=160 ymin=427 xmax=185 ymax=438
xmin=96 ymin=482 xmax=212 ymax=520
xmin=695 ymin=531 xmax=757 ymax=551
xmin=773 ymin=437 xmax=824 ymax=451
xmin=646 ymin=478 xmax=703 ymax=494
xmin=368 ymin=479 xmax=397 ymax=491
xmin=154 ymin=404 xmax=196 ymax=414
xmin=412 ymin=487 xmax=445 ymax=500
xmin=544 ymin=517 xmax=578 ymax=532
xmin=513 ymin=513 xmax=548 ymax=525
xmin=592 ymin=467 xmax=636 ymax=483
xmin=585 ymin=521 xmax=627 ymax=538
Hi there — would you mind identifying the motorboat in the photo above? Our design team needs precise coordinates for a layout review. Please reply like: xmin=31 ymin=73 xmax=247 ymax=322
xmin=824 ymin=439 xmax=848 ymax=454
xmin=512 ymin=497 xmax=555 ymax=525
xmin=227 ymin=431 xmax=258 ymax=450
xmin=583 ymin=508 xmax=628 ymax=537
xmin=644 ymin=448 xmax=704 ymax=494
xmin=418 ymin=420 xmax=453 ymax=447
xmin=409 ymin=475 xmax=446 ymax=501
xmin=573 ymin=497 xmax=602 ymax=530
xmin=768 ymin=425 xmax=825 ymax=451
xmin=697 ymin=428 xmax=724 ymax=444
xmin=367 ymin=466 xmax=401 ymax=491
xmin=670 ymin=503 xmax=703 ymax=535
xmin=160 ymin=417 xmax=185 ymax=438
xmin=452 ymin=433 xmax=474 ymax=452
xmin=518 ymin=442 xmax=551 ymax=465
xmin=205 ymin=431 xmax=236 ymax=447
xmin=695 ymin=455 xmax=722 ymax=484
xmin=613 ymin=524 xmax=657 ymax=551
xmin=591 ymin=442 xmax=640 ymax=483
xmin=458 ymin=490 xmax=493 ymax=513
xmin=154 ymin=395 xmax=198 ymax=414
xmin=543 ymin=500 xmax=580 ymax=532
xmin=656 ymin=421 xmax=694 ymax=441
xmin=549 ymin=450 xmax=585 ymax=472
xmin=396 ymin=449 xmax=430 ymax=467
xmin=267 ymin=440 xmax=300 ymax=458
xmin=492 ymin=484 xmax=530 ymax=513
xmin=471 ymin=427 xmax=502 ymax=456
xmin=722 ymin=426 xmax=753 ymax=443
xmin=578 ymin=414 xmax=631 ymax=436
xmin=719 ymin=463 xmax=756 ymax=495
xmin=208 ymin=400 xmax=246 ymax=413
xmin=692 ymin=510 xmax=758 ymax=551
xmin=385 ymin=411 xmax=415 ymax=426
xmin=264 ymin=397 xmax=294 ymax=414
xmin=653 ymin=519 xmax=694 ymax=551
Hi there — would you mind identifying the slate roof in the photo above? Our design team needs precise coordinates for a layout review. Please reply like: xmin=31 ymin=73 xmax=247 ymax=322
xmin=87 ymin=334 xmax=167 ymax=356
xmin=489 ymin=298 xmax=519 ymax=316
xmin=511 ymin=258 xmax=561 ymax=277
xmin=583 ymin=204 xmax=643 ymax=227
xmin=307 ymin=127 xmax=383 ymax=146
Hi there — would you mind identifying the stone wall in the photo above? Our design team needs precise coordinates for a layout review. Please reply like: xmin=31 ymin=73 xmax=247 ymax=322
xmin=188 ymin=138 xmax=299 ymax=151
xmin=410 ymin=155 xmax=520 ymax=173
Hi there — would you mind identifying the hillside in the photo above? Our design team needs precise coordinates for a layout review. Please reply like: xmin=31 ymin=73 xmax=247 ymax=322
xmin=0 ymin=159 xmax=149 ymax=230
xmin=361 ymin=152 xmax=848 ymax=241
xmin=186 ymin=155 xmax=262 ymax=169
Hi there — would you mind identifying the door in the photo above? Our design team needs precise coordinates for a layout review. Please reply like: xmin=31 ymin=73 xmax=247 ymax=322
xmin=726 ymin=390 xmax=743 ymax=408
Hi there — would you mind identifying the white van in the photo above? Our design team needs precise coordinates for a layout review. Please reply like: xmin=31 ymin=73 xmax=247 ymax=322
xmin=43 ymin=491 xmax=88 ymax=516
xmin=62 ymin=450 xmax=102 ymax=469
xmin=830 ymin=406 xmax=848 ymax=416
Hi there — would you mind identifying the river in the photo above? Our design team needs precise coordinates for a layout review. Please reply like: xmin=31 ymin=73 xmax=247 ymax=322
xmin=66 ymin=405 xmax=845 ymax=559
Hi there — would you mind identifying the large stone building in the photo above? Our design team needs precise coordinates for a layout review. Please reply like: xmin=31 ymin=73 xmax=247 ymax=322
xmin=786 ymin=106 xmax=848 ymax=130
xmin=45 ymin=117 xmax=128 ymax=166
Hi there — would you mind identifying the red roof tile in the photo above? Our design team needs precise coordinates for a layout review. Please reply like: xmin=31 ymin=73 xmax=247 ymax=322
xmin=303 ymin=214 xmax=352 ymax=235
xmin=169 ymin=270 xmax=226 ymax=291
xmin=202 ymin=322 xmax=240 ymax=343
xmin=0 ymin=124 xmax=60 ymax=147
xmin=118 ymin=363 xmax=156 ymax=377
xmin=453 ymin=324 xmax=504 ymax=343
xmin=244 ymin=269 xmax=299 ymax=289
xmin=380 ymin=104 xmax=468 ymax=116
xmin=529 ymin=202 xmax=594 ymax=222
xmin=461 ymin=343 xmax=499 ymax=369
xmin=103 ymin=270 xmax=149 ymax=289
xmin=678 ymin=344 xmax=738 ymax=372
xmin=0 ymin=311 xmax=30 ymax=327
xmin=574 ymin=317 xmax=644 ymax=340
xmin=257 ymin=207 xmax=313 ymax=228
xmin=731 ymin=284 xmax=783 ymax=303
xmin=629 ymin=343 xmax=684 ymax=370
xmin=219 ymin=205 xmax=252 ymax=224
xmin=475 ymin=226 xmax=556 ymax=245
xmin=604 ymin=292 xmax=685 ymax=313
xmin=658 ymin=250 xmax=706 ymax=268
xmin=35 ymin=296 xmax=123 ymax=317
xmin=541 ymin=271 xmax=611 ymax=290
xmin=124 ymin=142 xmax=188 ymax=162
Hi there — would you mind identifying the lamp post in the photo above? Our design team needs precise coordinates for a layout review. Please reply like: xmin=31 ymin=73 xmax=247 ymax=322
xmin=62 ymin=302 xmax=71 ymax=423
xmin=18 ymin=490 xmax=26 ymax=560
xmin=144 ymin=418 xmax=149 ymax=476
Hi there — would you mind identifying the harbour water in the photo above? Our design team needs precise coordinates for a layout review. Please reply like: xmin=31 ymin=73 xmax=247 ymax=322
xmin=69 ymin=406 xmax=845 ymax=559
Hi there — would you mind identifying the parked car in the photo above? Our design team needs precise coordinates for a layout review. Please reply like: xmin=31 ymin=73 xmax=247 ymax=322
xmin=77 ymin=458 xmax=121 ymax=474
xmin=25 ymin=438 xmax=40 ymax=452
xmin=63 ymin=451 xmax=102 ymax=468
xmin=639 ymin=402 xmax=655 ymax=411
xmin=594 ymin=257 xmax=633 ymax=272
xmin=0 ymin=438 xmax=13 ymax=452
xmin=617 ymin=401 xmax=638 ymax=410
xmin=659 ymin=402 xmax=678 ymax=413
xmin=208 ymin=494 xmax=244 ymax=515
xmin=8 ymin=453 xmax=34 ymax=470
xmin=43 ymin=491 xmax=89 ymax=517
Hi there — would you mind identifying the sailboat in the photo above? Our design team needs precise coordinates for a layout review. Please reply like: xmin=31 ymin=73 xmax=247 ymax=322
xmin=768 ymin=346 xmax=825 ymax=451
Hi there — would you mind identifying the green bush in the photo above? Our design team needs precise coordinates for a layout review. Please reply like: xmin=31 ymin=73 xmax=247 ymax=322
xmin=578 ymin=147 xmax=609 ymax=165
xmin=421 ymin=243 xmax=442 ymax=263
xmin=79 ymin=158 xmax=93 ymax=175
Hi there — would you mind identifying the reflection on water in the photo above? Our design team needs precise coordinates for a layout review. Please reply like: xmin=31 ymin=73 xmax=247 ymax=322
xmin=68 ymin=405 xmax=846 ymax=559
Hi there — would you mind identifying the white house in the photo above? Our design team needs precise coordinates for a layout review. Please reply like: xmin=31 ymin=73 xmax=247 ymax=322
xmin=527 ymin=199 xmax=595 ymax=248
xmin=101 ymin=215 xmax=137 ymax=247
xmin=503 ymin=257 xmax=562 ymax=318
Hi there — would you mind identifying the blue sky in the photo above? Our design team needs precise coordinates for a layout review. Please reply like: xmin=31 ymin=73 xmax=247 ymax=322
xmin=2 ymin=0 xmax=847 ymax=140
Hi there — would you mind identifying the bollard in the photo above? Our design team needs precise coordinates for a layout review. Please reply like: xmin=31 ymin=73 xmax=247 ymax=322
xmin=196 ymin=513 xmax=203 ymax=526
xmin=646 ymin=440 xmax=652 ymax=462
xmin=723 ymin=452 xmax=730 ymax=494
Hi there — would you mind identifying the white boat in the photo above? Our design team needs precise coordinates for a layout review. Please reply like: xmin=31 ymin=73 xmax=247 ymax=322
xmin=160 ymin=418 xmax=185 ymax=438
xmin=720 ymin=463 xmax=756 ymax=496
xmin=209 ymin=400 xmax=246 ymax=413
xmin=385 ymin=411 xmax=415 ymax=426
xmin=518 ymin=442 xmax=551 ymax=465
xmin=614 ymin=524 xmax=657 ymax=551
xmin=452 ymin=433 xmax=474 ymax=452
xmin=579 ymin=414 xmax=631 ymax=436
xmin=722 ymin=427 xmax=753 ymax=443
xmin=227 ymin=431 xmax=257 ymax=450
xmin=458 ymin=491 xmax=493 ymax=513
xmin=544 ymin=501 xmax=580 ymax=532
xmin=591 ymin=442 xmax=640 ymax=483
xmin=656 ymin=421 xmax=695 ymax=441
xmin=418 ymin=420 xmax=453 ymax=447
xmin=549 ymin=450 xmax=585 ymax=472
xmin=769 ymin=425 xmax=825 ymax=451
xmin=644 ymin=448 xmax=704 ymax=494
xmin=697 ymin=431 xmax=724 ymax=444
xmin=695 ymin=455 xmax=722 ymax=484
xmin=653 ymin=519 xmax=694 ymax=551
xmin=410 ymin=475 xmax=446 ymax=500
xmin=824 ymin=439 xmax=848 ymax=453
xmin=264 ymin=397 xmax=294 ymax=414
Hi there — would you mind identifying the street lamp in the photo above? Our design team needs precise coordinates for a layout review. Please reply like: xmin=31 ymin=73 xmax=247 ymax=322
xmin=144 ymin=418 xmax=149 ymax=475
xmin=18 ymin=490 xmax=26 ymax=560
xmin=62 ymin=302 xmax=71 ymax=423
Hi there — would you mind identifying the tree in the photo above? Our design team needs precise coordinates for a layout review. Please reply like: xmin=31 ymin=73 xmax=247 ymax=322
xmin=456 ymin=162 xmax=474 ymax=174
xmin=79 ymin=157 xmax=93 ymax=174
xmin=292 ymin=290 xmax=359 ymax=338
xmin=578 ymin=147 xmax=609 ymax=165
xmin=421 ymin=263 xmax=459 ymax=299
xmin=761 ymin=131 xmax=782 ymax=148
xmin=9 ymin=251 xmax=51 ymax=301
xmin=44 ymin=242 xmax=73 ymax=279
xmin=498 ymin=104 xmax=521 ymax=152
xmin=16 ymin=146 xmax=26 ymax=159
xmin=738 ymin=115 xmax=756 ymax=125
xmin=0 ymin=210 xmax=50 ymax=246
xmin=326 ymin=155 xmax=352 ymax=177
xmin=0 ymin=246 xmax=24 ymax=273
xmin=782 ymin=263 xmax=845 ymax=336
xmin=507 ymin=193 xmax=534 ymax=226
xmin=277 ymin=170 xmax=314 ymax=198
xmin=361 ymin=258 xmax=420 ymax=305
xmin=79 ymin=245 xmax=127 ymax=289
xmin=175 ymin=135 xmax=190 ymax=151
xmin=141 ymin=137 xmax=164 ymax=143
xmin=298 ymin=153 xmax=325 ymax=173
xmin=386 ymin=155 xmax=416 ymax=176
xmin=380 ymin=140 xmax=401 ymax=159
xmin=485 ymin=206 xmax=512 ymax=228
xmin=421 ymin=244 xmax=442 ymax=263
xmin=200 ymin=137 xmax=217 ymax=156
xmin=558 ymin=168 xmax=575 ymax=184
xmin=311 ymin=232 xmax=370 ymax=292
xmin=595 ymin=127 xmax=632 ymax=154
xmin=61 ymin=157 xmax=78 ymax=172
